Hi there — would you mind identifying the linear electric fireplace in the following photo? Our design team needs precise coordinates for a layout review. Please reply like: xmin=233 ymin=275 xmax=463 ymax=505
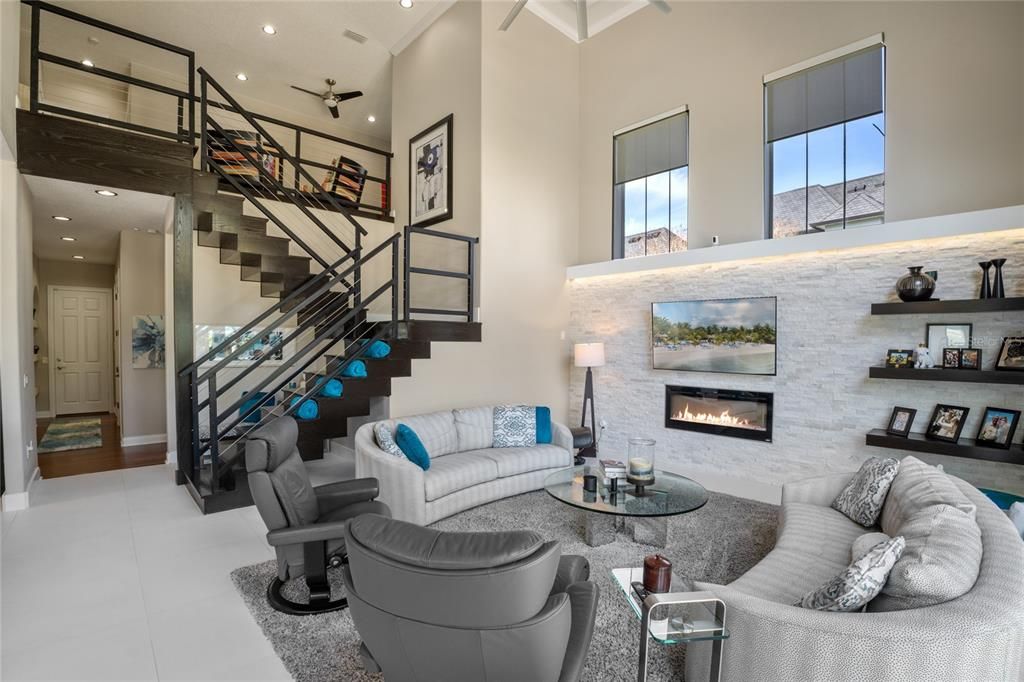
xmin=664 ymin=385 xmax=773 ymax=442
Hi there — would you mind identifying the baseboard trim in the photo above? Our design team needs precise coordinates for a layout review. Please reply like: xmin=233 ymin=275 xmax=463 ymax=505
xmin=35 ymin=410 xmax=53 ymax=419
xmin=121 ymin=434 xmax=167 ymax=447
xmin=2 ymin=466 xmax=41 ymax=511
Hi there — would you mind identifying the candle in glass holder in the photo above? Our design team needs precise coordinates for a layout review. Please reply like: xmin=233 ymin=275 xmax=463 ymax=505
xmin=627 ymin=438 xmax=656 ymax=485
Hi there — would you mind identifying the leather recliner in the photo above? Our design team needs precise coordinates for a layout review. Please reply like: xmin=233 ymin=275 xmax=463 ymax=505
xmin=341 ymin=514 xmax=600 ymax=682
xmin=245 ymin=416 xmax=390 ymax=615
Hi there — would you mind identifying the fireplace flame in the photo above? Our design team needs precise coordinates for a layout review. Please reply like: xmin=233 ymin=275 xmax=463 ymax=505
xmin=674 ymin=404 xmax=763 ymax=431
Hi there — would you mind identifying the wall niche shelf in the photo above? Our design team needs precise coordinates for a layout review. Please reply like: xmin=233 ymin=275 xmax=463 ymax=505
xmin=868 ymin=367 xmax=1024 ymax=385
xmin=865 ymin=429 xmax=1024 ymax=465
xmin=870 ymin=297 xmax=1024 ymax=315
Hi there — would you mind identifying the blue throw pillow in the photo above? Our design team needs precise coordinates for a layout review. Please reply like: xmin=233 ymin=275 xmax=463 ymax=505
xmin=536 ymin=406 xmax=552 ymax=444
xmin=318 ymin=378 xmax=343 ymax=398
xmin=395 ymin=423 xmax=430 ymax=470
xmin=364 ymin=340 xmax=391 ymax=359
xmin=342 ymin=359 xmax=367 ymax=378
xmin=290 ymin=396 xmax=319 ymax=421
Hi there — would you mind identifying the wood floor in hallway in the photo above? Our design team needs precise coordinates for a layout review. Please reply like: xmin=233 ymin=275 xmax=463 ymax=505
xmin=36 ymin=413 xmax=166 ymax=478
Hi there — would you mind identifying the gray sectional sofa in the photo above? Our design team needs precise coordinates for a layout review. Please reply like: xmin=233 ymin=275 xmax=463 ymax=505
xmin=686 ymin=459 xmax=1024 ymax=682
xmin=354 ymin=407 xmax=573 ymax=525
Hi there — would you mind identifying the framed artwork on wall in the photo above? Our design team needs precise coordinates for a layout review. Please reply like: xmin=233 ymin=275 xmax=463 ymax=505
xmin=925 ymin=322 xmax=972 ymax=359
xmin=995 ymin=337 xmax=1024 ymax=371
xmin=886 ymin=406 xmax=916 ymax=437
xmin=925 ymin=404 xmax=970 ymax=443
xmin=409 ymin=114 xmax=453 ymax=227
xmin=975 ymin=406 xmax=1020 ymax=449
xmin=131 ymin=315 xmax=165 ymax=369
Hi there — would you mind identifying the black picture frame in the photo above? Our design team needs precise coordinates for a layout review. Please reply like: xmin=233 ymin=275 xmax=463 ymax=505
xmin=941 ymin=347 xmax=962 ymax=369
xmin=974 ymin=406 xmax=1021 ymax=449
xmin=885 ymin=349 xmax=913 ymax=369
xmin=886 ymin=406 xmax=917 ymax=438
xmin=409 ymin=113 xmax=454 ymax=228
xmin=959 ymin=348 xmax=982 ymax=370
xmin=925 ymin=323 xmax=973 ymax=358
xmin=926 ymin=404 xmax=970 ymax=443
xmin=995 ymin=337 xmax=1024 ymax=372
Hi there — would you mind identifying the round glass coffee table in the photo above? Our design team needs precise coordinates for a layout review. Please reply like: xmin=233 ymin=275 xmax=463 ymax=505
xmin=544 ymin=465 xmax=709 ymax=547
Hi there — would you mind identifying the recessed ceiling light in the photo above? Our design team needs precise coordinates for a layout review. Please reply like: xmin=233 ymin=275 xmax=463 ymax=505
xmin=146 ymin=229 xmax=159 ymax=234
xmin=81 ymin=58 xmax=94 ymax=67
xmin=52 ymin=215 xmax=72 ymax=221
xmin=95 ymin=189 xmax=118 ymax=197
xmin=132 ymin=227 xmax=140 ymax=231
xmin=60 ymin=236 xmax=76 ymax=242
xmin=367 ymin=115 xmax=376 ymax=123
xmin=72 ymin=255 xmax=85 ymax=260
xmin=262 ymin=24 xmax=276 ymax=35
xmin=399 ymin=0 xmax=413 ymax=8
xmin=236 ymin=73 xmax=248 ymax=81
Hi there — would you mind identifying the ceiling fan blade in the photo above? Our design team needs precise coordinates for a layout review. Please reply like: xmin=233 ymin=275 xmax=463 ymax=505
xmin=498 ymin=0 xmax=528 ymax=31
xmin=329 ymin=105 xmax=340 ymax=119
xmin=647 ymin=0 xmax=672 ymax=13
xmin=576 ymin=0 xmax=588 ymax=41
xmin=332 ymin=90 xmax=363 ymax=103
xmin=290 ymin=85 xmax=324 ymax=97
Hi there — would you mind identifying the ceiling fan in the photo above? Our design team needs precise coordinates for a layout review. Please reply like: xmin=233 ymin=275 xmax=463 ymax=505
xmin=499 ymin=0 xmax=671 ymax=41
xmin=289 ymin=78 xmax=363 ymax=119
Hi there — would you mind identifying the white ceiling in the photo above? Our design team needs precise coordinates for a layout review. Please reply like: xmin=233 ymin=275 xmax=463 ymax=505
xmin=24 ymin=0 xmax=457 ymax=146
xmin=28 ymin=176 xmax=172 ymax=264
xmin=524 ymin=0 xmax=651 ymax=43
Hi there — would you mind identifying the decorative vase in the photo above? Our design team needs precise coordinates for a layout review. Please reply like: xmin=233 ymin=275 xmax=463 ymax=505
xmin=979 ymin=261 xmax=993 ymax=299
xmin=992 ymin=258 xmax=1007 ymax=299
xmin=626 ymin=437 xmax=656 ymax=493
xmin=896 ymin=267 xmax=936 ymax=302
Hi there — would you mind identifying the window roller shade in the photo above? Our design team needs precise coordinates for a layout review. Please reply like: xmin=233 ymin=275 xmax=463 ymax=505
xmin=614 ymin=111 xmax=688 ymax=185
xmin=766 ymin=45 xmax=883 ymax=144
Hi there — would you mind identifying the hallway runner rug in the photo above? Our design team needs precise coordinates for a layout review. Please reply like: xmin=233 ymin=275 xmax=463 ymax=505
xmin=37 ymin=417 xmax=103 ymax=453
xmin=231 ymin=489 xmax=778 ymax=682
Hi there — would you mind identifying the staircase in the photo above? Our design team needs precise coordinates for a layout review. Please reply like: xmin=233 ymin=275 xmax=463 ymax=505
xmin=180 ymin=69 xmax=480 ymax=513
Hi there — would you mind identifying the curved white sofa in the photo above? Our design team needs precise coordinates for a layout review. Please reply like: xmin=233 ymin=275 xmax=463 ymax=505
xmin=354 ymin=407 xmax=573 ymax=525
xmin=686 ymin=469 xmax=1024 ymax=681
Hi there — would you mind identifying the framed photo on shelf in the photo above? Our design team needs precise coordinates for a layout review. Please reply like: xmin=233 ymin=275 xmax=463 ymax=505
xmin=926 ymin=404 xmax=970 ymax=443
xmin=409 ymin=114 xmax=453 ymax=228
xmin=995 ymin=337 xmax=1024 ymax=371
xmin=886 ymin=407 xmax=917 ymax=438
xmin=975 ymin=406 xmax=1021 ymax=449
xmin=925 ymin=323 xmax=972 ymax=358
xmin=959 ymin=348 xmax=982 ymax=370
xmin=885 ymin=349 xmax=913 ymax=369
xmin=941 ymin=347 xmax=962 ymax=369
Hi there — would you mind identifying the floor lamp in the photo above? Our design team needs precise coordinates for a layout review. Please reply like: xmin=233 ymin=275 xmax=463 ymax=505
xmin=574 ymin=342 xmax=605 ymax=460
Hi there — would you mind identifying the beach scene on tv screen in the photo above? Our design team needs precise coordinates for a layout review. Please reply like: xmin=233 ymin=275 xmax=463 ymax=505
xmin=653 ymin=298 xmax=777 ymax=375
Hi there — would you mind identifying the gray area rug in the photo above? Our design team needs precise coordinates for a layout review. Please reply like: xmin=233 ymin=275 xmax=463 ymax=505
xmin=231 ymin=490 xmax=778 ymax=682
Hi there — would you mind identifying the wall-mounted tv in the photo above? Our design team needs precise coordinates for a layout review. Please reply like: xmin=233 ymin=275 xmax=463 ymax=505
xmin=652 ymin=297 xmax=777 ymax=375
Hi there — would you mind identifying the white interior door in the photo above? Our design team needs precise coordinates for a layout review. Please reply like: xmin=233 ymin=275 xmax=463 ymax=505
xmin=52 ymin=287 xmax=112 ymax=416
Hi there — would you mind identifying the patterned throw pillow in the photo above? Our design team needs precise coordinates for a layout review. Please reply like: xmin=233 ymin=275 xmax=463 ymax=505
xmin=832 ymin=457 xmax=900 ymax=527
xmin=373 ymin=422 xmax=405 ymax=458
xmin=493 ymin=405 xmax=537 ymax=448
xmin=798 ymin=536 xmax=906 ymax=611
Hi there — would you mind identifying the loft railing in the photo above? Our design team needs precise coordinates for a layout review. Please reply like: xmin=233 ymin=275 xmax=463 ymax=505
xmin=403 ymin=225 xmax=479 ymax=323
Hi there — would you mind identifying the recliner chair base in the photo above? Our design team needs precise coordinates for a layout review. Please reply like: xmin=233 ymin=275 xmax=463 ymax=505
xmin=266 ymin=576 xmax=348 ymax=615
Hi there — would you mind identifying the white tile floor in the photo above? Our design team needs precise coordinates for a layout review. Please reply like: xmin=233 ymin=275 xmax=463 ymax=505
xmin=1 ymin=464 xmax=291 ymax=681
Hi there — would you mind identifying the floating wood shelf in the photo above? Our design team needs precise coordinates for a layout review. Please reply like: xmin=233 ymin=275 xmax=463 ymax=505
xmin=865 ymin=429 xmax=1024 ymax=465
xmin=868 ymin=366 xmax=1024 ymax=385
xmin=870 ymin=297 xmax=1024 ymax=315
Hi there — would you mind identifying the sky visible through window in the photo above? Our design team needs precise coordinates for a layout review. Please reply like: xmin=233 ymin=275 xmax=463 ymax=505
xmin=771 ymin=113 xmax=885 ymax=193
xmin=623 ymin=166 xmax=688 ymax=238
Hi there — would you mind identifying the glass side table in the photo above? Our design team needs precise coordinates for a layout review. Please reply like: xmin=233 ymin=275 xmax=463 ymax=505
xmin=611 ymin=567 xmax=729 ymax=682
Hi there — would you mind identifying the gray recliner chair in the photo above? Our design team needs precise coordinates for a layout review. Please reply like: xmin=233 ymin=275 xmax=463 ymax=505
xmin=245 ymin=416 xmax=390 ymax=615
xmin=341 ymin=514 xmax=600 ymax=682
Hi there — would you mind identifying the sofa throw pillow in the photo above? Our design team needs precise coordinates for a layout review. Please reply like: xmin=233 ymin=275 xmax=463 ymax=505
xmin=832 ymin=457 xmax=900 ymax=527
xmin=536 ymin=406 xmax=552 ymax=444
xmin=373 ymin=422 xmax=405 ymax=459
xmin=798 ymin=536 xmax=906 ymax=612
xmin=870 ymin=503 xmax=983 ymax=612
xmin=880 ymin=455 xmax=976 ymax=536
xmin=395 ymin=424 xmax=431 ymax=471
xmin=851 ymin=532 xmax=891 ymax=563
xmin=493 ymin=405 xmax=537 ymax=447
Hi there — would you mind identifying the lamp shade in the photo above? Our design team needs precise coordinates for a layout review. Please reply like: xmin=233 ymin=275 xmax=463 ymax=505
xmin=574 ymin=342 xmax=605 ymax=368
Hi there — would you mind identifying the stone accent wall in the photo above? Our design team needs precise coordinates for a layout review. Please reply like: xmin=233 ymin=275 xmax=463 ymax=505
xmin=569 ymin=228 xmax=1024 ymax=495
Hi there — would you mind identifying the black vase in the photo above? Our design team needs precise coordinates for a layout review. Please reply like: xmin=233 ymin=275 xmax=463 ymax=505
xmin=992 ymin=258 xmax=1007 ymax=299
xmin=896 ymin=267 xmax=936 ymax=302
xmin=979 ymin=261 xmax=992 ymax=299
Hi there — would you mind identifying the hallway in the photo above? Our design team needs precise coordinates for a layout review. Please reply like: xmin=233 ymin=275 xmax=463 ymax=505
xmin=36 ymin=413 xmax=166 ymax=479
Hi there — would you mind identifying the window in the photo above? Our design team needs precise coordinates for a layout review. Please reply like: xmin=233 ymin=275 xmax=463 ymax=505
xmin=613 ymin=110 xmax=688 ymax=259
xmin=765 ymin=39 xmax=885 ymax=239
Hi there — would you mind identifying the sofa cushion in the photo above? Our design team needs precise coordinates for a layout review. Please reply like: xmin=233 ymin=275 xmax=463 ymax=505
xmin=471 ymin=445 xmax=569 ymax=478
xmin=831 ymin=456 xmax=899 ymax=527
xmin=396 ymin=411 xmax=459 ymax=459
xmin=493 ymin=405 xmax=538 ymax=447
xmin=880 ymin=455 xmax=976 ymax=535
xmin=423 ymin=452 xmax=499 ymax=502
xmin=798 ymin=536 xmax=905 ymax=612
xmin=454 ymin=407 xmax=494 ymax=451
xmin=774 ymin=502 xmax=868 ymax=566
xmin=852 ymin=532 xmax=891 ymax=562
xmin=870 ymin=503 xmax=983 ymax=611
xmin=729 ymin=547 xmax=850 ymax=605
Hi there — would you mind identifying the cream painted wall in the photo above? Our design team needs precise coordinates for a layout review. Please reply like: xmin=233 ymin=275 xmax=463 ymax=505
xmin=387 ymin=1 xmax=580 ymax=423
xmin=576 ymin=1 xmax=1024 ymax=262
xmin=117 ymin=230 xmax=166 ymax=441
xmin=34 ymin=258 xmax=115 ymax=414
xmin=1 ymin=0 xmax=19 ymax=149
